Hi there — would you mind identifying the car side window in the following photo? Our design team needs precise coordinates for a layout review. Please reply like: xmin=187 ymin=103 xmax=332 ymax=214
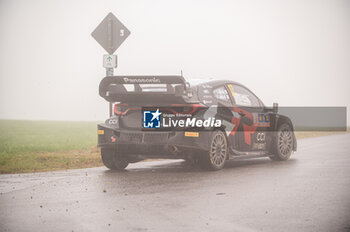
xmin=213 ymin=86 xmax=231 ymax=104
xmin=231 ymin=85 xmax=260 ymax=107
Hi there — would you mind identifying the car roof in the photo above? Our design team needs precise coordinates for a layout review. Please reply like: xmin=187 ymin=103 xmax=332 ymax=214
xmin=187 ymin=78 xmax=243 ymax=87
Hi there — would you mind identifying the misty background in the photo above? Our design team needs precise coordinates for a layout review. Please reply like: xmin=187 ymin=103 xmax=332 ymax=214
xmin=0 ymin=0 xmax=349 ymax=123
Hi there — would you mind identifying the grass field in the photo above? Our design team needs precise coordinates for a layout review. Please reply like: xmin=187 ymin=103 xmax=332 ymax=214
xmin=0 ymin=120 xmax=102 ymax=174
xmin=0 ymin=120 xmax=348 ymax=174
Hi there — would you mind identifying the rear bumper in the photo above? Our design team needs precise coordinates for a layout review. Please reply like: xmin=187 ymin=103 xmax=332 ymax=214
xmin=97 ymin=123 xmax=211 ymax=155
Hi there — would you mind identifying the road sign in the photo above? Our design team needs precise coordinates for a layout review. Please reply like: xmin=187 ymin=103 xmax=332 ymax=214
xmin=103 ymin=55 xmax=117 ymax=68
xmin=91 ymin=12 xmax=131 ymax=55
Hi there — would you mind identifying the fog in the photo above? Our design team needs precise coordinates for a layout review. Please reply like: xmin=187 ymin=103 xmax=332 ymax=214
xmin=0 ymin=0 xmax=349 ymax=123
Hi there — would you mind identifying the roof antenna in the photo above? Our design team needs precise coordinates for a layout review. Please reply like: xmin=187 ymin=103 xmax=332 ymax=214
xmin=181 ymin=70 xmax=183 ymax=77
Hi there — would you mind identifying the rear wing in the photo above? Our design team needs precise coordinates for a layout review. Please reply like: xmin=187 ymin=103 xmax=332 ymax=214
xmin=99 ymin=75 xmax=189 ymax=104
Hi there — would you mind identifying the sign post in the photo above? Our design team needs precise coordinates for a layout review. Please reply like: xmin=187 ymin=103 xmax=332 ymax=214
xmin=91 ymin=12 xmax=131 ymax=116
xmin=103 ymin=54 xmax=117 ymax=77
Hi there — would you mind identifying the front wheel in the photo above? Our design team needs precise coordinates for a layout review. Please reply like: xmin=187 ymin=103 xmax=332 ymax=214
xmin=101 ymin=148 xmax=129 ymax=170
xmin=269 ymin=123 xmax=294 ymax=161
xmin=200 ymin=131 xmax=228 ymax=170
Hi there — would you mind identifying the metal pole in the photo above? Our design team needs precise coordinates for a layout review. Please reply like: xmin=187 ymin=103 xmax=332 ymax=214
xmin=106 ymin=68 xmax=114 ymax=117
xmin=106 ymin=68 xmax=114 ymax=77
xmin=107 ymin=17 xmax=114 ymax=117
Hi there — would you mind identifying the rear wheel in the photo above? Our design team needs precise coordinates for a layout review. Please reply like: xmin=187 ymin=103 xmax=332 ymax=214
xmin=101 ymin=148 xmax=129 ymax=170
xmin=200 ymin=131 xmax=228 ymax=170
xmin=269 ymin=123 xmax=294 ymax=161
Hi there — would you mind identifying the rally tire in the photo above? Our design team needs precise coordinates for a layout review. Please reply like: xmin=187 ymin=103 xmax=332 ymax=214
xmin=200 ymin=130 xmax=228 ymax=171
xmin=269 ymin=123 xmax=294 ymax=161
xmin=101 ymin=148 xmax=129 ymax=170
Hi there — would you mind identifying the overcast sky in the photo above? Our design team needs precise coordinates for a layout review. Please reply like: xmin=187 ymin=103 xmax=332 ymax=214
xmin=0 ymin=0 xmax=349 ymax=122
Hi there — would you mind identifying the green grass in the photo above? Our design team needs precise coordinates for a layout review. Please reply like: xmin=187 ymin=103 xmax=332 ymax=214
xmin=0 ymin=120 xmax=103 ymax=174
xmin=0 ymin=120 xmax=98 ymax=154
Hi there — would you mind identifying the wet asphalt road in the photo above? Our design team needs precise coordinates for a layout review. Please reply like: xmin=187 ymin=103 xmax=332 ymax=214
xmin=1 ymin=134 xmax=350 ymax=232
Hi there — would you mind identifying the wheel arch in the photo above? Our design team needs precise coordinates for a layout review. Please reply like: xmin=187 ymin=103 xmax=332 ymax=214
xmin=272 ymin=114 xmax=297 ymax=151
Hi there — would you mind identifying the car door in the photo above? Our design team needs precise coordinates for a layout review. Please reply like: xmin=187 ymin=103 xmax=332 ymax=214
xmin=226 ymin=84 xmax=269 ymax=152
xmin=209 ymin=85 xmax=237 ymax=149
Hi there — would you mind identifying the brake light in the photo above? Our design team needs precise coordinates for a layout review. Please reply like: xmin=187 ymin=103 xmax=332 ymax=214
xmin=114 ymin=103 xmax=141 ymax=115
xmin=114 ymin=103 xmax=128 ymax=115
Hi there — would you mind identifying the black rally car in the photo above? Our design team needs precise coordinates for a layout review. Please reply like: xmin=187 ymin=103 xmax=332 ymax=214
xmin=97 ymin=75 xmax=297 ymax=170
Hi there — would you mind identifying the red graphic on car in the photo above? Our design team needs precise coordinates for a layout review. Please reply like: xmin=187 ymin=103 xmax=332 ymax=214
xmin=230 ymin=107 xmax=257 ymax=145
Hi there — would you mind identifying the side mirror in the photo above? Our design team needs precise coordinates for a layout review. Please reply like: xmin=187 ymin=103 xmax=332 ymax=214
xmin=174 ymin=85 xmax=185 ymax=96
xmin=273 ymin=102 xmax=278 ymax=114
